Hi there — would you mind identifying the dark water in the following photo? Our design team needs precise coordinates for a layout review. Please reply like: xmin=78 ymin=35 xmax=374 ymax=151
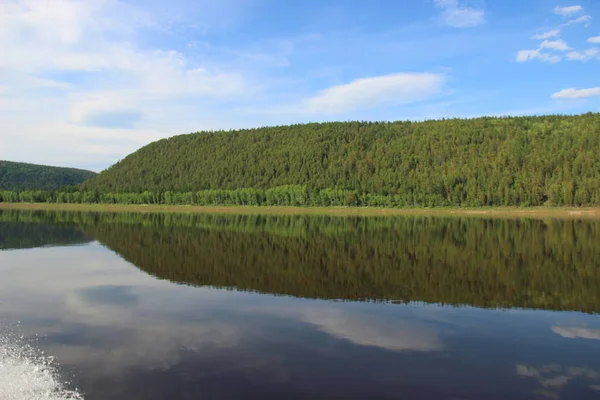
xmin=1 ymin=210 xmax=600 ymax=399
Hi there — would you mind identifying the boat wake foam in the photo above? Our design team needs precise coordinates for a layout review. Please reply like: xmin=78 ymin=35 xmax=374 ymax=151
xmin=0 ymin=328 xmax=83 ymax=400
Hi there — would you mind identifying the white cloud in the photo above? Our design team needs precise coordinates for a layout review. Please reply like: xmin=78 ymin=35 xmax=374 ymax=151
xmin=551 ymin=87 xmax=600 ymax=99
xmin=0 ymin=0 xmax=250 ymax=169
xmin=560 ymin=15 xmax=592 ymax=27
xmin=552 ymin=326 xmax=600 ymax=340
xmin=434 ymin=0 xmax=486 ymax=28
xmin=521 ymin=7 xmax=597 ymax=65
xmin=566 ymin=48 xmax=599 ymax=61
xmin=516 ymin=49 xmax=561 ymax=63
xmin=589 ymin=36 xmax=600 ymax=44
xmin=0 ymin=0 xmax=140 ymax=46
xmin=532 ymin=29 xmax=561 ymax=39
xmin=540 ymin=39 xmax=570 ymax=51
xmin=0 ymin=6 xmax=246 ymax=96
xmin=302 ymin=73 xmax=445 ymax=114
xmin=554 ymin=5 xmax=584 ymax=17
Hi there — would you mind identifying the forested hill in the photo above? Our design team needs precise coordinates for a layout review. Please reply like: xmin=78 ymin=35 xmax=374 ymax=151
xmin=0 ymin=161 xmax=97 ymax=190
xmin=81 ymin=113 xmax=600 ymax=207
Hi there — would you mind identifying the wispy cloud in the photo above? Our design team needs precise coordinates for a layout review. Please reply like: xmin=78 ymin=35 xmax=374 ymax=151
xmin=551 ymin=87 xmax=600 ymax=99
xmin=517 ymin=6 xmax=595 ymax=64
xmin=532 ymin=29 xmax=561 ymax=39
xmin=566 ymin=48 xmax=599 ymax=61
xmin=589 ymin=36 xmax=600 ymax=44
xmin=539 ymin=39 xmax=570 ymax=51
xmin=301 ymin=73 xmax=445 ymax=114
xmin=516 ymin=49 xmax=561 ymax=63
xmin=560 ymin=15 xmax=592 ymax=28
xmin=433 ymin=0 xmax=486 ymax=28
xmin=246 ymin=72 xmax=447 ymax=117
xmin=554 ymin=5 xmax=584 ymax=17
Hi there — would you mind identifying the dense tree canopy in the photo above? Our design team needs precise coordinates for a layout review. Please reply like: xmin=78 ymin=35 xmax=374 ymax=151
xmin=0 ymin=160 xmax=96 ymax=190
xmin=75 ymin=113 xmax=600 ymax=207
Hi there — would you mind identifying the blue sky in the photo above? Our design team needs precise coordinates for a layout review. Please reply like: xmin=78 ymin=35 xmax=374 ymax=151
xmin=0 ymin=0 xmax=599 ymax=171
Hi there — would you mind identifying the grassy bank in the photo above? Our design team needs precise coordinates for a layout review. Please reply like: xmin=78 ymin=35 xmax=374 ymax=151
xmin=1 ymin=202 xmax=600 ymax=219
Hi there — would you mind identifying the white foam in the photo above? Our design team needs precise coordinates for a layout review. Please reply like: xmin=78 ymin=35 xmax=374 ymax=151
xmin=0 ymin=331 xmax=83 ymax=400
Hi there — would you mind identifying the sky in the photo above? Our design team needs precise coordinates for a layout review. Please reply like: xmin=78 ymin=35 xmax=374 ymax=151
xmin=1 ymin=0 xmax=599 ymax=171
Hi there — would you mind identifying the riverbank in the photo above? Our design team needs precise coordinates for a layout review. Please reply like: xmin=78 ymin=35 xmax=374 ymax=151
xmin=1 ymin=203 xmax=600 ymax=219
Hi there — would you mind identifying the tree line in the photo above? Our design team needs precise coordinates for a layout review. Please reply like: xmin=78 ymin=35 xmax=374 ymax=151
xmin=1 ymin=181 xmax=599 ymax=207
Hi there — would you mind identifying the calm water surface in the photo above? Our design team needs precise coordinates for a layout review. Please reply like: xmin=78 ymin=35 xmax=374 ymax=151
xmin=1 ymin=210 xmax=599 ymax=399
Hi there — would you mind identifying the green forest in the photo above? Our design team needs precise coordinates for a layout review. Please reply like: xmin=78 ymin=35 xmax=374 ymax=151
xmin=0 ymin=160 xmax=97 ymax=191
xmin=1 ymin=113 xmax=600 ymax=207
xmin=2 ymin=210 xmax=599 ymax=312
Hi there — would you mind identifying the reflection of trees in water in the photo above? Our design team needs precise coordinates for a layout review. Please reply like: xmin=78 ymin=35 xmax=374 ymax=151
xmin=84 ymin=213 xmax=600 ymax=313
xmin=2 ymin=210 xmax=600 ymax=312
xmin=0 ymin=221 xmax=92 ymax=250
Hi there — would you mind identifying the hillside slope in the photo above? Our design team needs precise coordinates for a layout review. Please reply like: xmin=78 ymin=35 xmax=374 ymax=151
xmin=82 ymin=113 xmax=600 ymax=206
xmin=0 ymin=161 xmax=97 ymax=190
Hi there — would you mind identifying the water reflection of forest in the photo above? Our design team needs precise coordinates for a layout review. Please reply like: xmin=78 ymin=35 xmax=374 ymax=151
xmin=0 ymin=221 xmax=91 ymax=250
xmin=3 ymin=210 xmax=599 ymax=313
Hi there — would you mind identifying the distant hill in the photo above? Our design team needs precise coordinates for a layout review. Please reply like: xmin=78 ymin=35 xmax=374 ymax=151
xmin=0 ymin=160 xmax=97 ymax=190
xmin=81 ymin=113 xmax=600 ymax=207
